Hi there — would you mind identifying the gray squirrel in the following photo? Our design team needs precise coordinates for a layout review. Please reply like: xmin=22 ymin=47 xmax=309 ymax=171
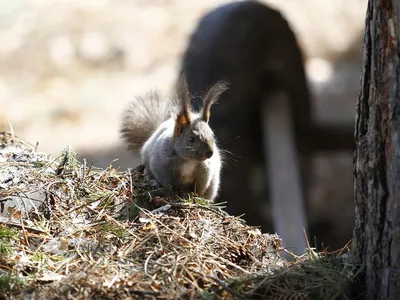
xmin=120 ymin=76 xmax=229 ymax=201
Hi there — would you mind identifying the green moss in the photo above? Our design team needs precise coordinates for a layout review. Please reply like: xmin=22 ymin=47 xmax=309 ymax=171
xmin=0 ymin=272 xmax=23 ymax=295
xmin=184 ymin=195 xmax=209 ymax=206
xmin=0 ymin=226 xmax=18 ymax=256
xmin=99 ymin=223 xmax=131 ymax=240
xmin=56 ymin=145 xmax=80 ymax=175
xmin=0 ymin=225 xmax=18 ymax=240
xmin=32 ymin=251 xmax=47 ymax=263
xmin=97 ymin=193 xmax=116 ymax=208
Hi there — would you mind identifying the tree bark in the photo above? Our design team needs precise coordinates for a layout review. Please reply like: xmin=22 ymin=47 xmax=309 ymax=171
xmin=354 ymin=0 xmax=400 ymax=299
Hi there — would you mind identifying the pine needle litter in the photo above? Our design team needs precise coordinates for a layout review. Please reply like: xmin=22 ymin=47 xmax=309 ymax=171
xmin=0 ymin=131 xmax=361 ymax=299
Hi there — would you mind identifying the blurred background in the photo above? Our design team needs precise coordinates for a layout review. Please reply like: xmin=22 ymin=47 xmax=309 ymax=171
xmin=1 ymin=0 xmax=366 ymax=249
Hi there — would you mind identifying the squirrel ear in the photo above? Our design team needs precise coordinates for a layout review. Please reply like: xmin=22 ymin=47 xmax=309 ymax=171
xmin=201 ymin=81 xmax=229 ymax=122
xmin=174 ymin=74 xmax=192 ymax=137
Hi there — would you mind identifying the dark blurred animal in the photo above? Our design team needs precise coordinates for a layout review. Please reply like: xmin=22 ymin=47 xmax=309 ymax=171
xmin=179 ymin=0 xmax=354 ymax=254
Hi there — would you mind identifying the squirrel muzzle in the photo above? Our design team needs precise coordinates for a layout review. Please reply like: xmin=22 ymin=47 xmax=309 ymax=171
xmin=196 ymin=145 xmax=214 ymax=161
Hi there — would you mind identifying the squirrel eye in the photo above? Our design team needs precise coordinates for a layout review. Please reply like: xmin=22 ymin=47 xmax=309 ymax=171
xmin=188 ymin=136 xmax=195 ymax=143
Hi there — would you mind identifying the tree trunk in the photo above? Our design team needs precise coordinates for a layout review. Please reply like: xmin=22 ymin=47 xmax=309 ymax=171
xmin=353 ymin=0 xmax=400 ymax=299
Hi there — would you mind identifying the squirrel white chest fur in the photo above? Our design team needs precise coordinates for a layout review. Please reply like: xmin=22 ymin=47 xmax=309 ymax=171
xmin=180 ymin=161 xmax=198 ymax=184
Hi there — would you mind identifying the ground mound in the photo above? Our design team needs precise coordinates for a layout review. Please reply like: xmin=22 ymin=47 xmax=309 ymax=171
xmin=0 ymin=131 xmax=358 ymax=299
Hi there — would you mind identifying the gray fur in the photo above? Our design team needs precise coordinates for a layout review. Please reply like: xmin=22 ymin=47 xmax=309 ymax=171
xmin=120 ymin=80 xmax=228 ymax=201
xmin=120 ymin=91 xmax=179 ymax=153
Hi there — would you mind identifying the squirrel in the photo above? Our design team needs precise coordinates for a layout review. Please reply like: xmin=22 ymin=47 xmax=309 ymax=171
xmin=120 ymin=76 xmax=229 ymax=201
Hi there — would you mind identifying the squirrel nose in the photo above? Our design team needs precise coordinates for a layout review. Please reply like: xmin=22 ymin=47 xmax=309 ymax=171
xmin=205 ymin=150 xmax=213 ymax=158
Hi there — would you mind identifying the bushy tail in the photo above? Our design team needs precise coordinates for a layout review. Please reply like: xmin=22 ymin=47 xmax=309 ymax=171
xmin=120 ymin=91 xmax=178 ymax=153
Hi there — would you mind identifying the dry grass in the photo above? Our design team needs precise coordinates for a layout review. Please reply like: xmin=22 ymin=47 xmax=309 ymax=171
xmin=0 ymin=131 xmax=360 ymax=299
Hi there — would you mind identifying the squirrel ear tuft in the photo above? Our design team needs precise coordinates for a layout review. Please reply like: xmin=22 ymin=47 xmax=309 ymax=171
xmin=176 ymin=73 xmax=191 ymax=117
xmin=201 ymin=81 xmax=229 ymax=122
xmin=176 ymin=73 xmax=190 ymax=98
